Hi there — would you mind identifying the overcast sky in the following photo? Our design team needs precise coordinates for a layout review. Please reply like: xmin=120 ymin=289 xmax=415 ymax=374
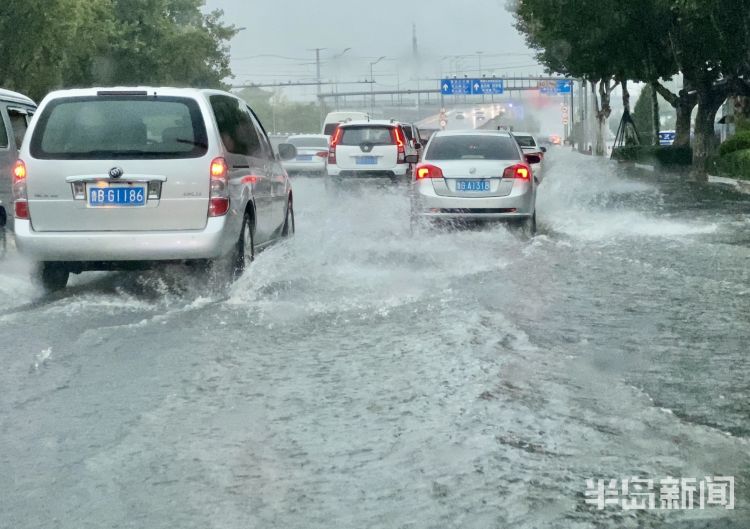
xmin=204 ymin=0 xmax=543 ymax=97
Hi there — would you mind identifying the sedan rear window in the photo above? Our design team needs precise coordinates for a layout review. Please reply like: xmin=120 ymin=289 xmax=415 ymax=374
xmin=30 ymin=96 xmax=208 ymax=159
xmin=514 ymin=135 xmax=537 ymax=148
xmin=340 ymin=126 xmax=395 ymax=146
xmin=289 ymin=137 xmax=329 ymax=148
xmin=425 ymin=135 xmax=520 ymax=161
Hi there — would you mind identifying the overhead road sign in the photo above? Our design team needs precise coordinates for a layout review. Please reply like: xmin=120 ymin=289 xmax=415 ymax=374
xmin=441 ymin=79 xmax=504 ymax=96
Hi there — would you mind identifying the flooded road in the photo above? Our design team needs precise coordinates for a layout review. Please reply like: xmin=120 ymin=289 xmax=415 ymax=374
xmin=1 ymin=150 xmax=748 ymax=528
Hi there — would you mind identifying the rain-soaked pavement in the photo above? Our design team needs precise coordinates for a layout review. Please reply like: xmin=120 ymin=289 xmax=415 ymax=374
xmin=1 ymin=150 xmax=748 ymax=528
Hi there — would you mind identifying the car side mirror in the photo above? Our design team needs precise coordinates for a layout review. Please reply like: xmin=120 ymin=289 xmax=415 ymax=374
xmin=541 ymin=146 xmax=547 ymax=153
xmin=277 ymin=143 xmax=297 ymax=161
xmin=525 ymin=153 xmax=541 ymax=165
xmin=405 ymin=154 xmax=419 ymax=164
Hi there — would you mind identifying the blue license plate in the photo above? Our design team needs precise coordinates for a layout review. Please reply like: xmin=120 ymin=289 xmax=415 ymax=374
xmin=297 ymin=155 xmax=313 ymax=161
xmin=356 ymin=156 xmax=378 ymax=165
xmin=455 ymin=180 xmax=491 ymax=192
xmin=88 ymin=185 xmax=147 ymax=207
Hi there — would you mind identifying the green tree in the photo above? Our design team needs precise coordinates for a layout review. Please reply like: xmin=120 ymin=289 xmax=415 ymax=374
xmin=0 ymin=0 xmax=237 ymax=101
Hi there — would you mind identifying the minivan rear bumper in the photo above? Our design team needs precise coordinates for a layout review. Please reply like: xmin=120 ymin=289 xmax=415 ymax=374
xmin=14 ymin=217 xmax=235 ymax=262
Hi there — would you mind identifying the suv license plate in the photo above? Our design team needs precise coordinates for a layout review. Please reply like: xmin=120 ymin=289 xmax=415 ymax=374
xmin=87 ymin=184 xmax=147 ymax=207
xmin=356 ymin=156 xmax=378 ymax=165
xmin=456 ymin=180 xmax=491 ymax=192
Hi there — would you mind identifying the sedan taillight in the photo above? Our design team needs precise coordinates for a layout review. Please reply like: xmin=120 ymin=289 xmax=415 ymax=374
xmin=415 ymin=163 xmax=444 ymax=180
xmin=503 ymin=163 xmax=531 ymax=180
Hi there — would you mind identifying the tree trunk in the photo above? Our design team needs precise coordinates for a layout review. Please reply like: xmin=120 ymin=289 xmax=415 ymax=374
xmin=591 ymin=79 xmax=615 ymax=156
xmin=621 ymin=79 xmax=631 ymax=114
xmin=692 ymin=90 xmax=725 ymax=181
xmin=653 ymin=80 xmax=697 ymax=147
xmin=673 ymin=98 xmax=695 ymax=147
xmin=650 ymin=83 xmax=660 ymax=146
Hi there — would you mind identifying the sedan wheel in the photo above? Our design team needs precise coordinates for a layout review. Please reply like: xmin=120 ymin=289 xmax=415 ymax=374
xmin=281 ymin=200 xmax=295 ymax=237
xmin=234 ymin=213 xmax=255 ymax=279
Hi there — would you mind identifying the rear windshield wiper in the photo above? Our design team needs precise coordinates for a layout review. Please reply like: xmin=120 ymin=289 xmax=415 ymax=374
xmin=175 ymin=138 xmax=208 ymax=148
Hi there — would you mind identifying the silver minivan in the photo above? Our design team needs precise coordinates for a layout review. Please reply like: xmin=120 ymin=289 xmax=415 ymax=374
xmin=14 ymin=87 xmax=297 ymax=290
xmin=0 ymin=88 xmax=36 ymax=239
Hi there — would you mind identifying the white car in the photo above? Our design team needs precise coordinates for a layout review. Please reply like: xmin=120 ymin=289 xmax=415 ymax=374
xmin=282 ymin=134 xmax=329 ymax=176
xmin=411 ymin=130 xmax=540 ymax=233
xmin=326 ymin=120 xmax=418 ymax=183
xmin=322 ymin=111 xmax=369 ymax=136
xmin=510 ymin=132 xmax=546 ymax=181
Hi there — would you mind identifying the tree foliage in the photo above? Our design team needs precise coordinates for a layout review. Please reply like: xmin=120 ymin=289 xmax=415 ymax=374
xmin=0 ymin=0 xmax=237 ymax=102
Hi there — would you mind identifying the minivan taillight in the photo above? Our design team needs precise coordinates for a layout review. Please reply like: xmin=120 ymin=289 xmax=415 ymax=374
xmin=415 ymin=163 xmax=444 ymax=180
xmin=503 ymin=163 xmax=531 ymax=180
xmin=12 ymin=159 xmax=29 ymax=220
xmin=328 ymin=126 xmax=343 ymax=165
xmin=209 ymin=157 xmax=229 ymax=217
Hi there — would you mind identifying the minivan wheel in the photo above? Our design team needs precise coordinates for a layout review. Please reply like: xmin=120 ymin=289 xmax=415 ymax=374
xmin=233 ymin=212 xmax=255 ymax=279
xmin=281 ymin=199 xmax=295 ymax=237
xmin=38 ymin=262 xmax=69 ymax=292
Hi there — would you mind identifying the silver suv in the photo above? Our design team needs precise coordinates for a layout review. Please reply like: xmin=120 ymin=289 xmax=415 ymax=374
xmin=14 ymin=87 xmax=297 ymax=290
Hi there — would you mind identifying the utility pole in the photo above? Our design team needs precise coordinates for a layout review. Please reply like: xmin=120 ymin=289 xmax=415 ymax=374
xmin=308 ymin=47 xmax=326 ymax=128
xmin=369 ymin=56 xmax=386 ymax=116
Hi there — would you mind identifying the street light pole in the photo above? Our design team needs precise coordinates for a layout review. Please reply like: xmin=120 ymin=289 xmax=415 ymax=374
xmin=369 ymin=56 xmax=386 ymax=116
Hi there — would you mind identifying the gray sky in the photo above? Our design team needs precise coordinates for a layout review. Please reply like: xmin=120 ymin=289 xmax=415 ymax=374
xmin=205 ymin=0 xmax=543 ymax=97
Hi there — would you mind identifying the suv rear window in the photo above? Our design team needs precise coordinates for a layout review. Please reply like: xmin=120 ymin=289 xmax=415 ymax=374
xmin=425 ymin=135 xmax=520 ymax=161
xmin=30 ymin=96 xmax=208 ymax=159
xmin=340 ymin=126 xmax=395 ymax=146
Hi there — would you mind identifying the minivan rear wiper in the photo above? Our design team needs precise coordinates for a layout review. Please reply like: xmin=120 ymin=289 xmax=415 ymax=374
xmin=175 ymin=138 xmax=208 ymax=148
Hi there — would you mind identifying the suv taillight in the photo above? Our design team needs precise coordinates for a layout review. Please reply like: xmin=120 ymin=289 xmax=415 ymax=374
xmin=415 ymin=163 xmax=444 ymax=180
xmin=328 ymin=126 xmax=343 ymax=165
xmin=503 ymin=163 xmax=531 ymax=180
xmin=209 ymin=157 xmax=229 ymax=217
xmin=392 ymin=127 xmax=406 ymax=163
xmin=12 ymin=159 xmax=29 ymax=219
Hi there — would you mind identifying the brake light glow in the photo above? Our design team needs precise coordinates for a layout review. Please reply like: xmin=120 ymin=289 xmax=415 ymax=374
xmin=316 ymin=151 xmax=328 ymax=158
xmin=209 ymin=157 xmax=229 ymax=217
xmin=12 ymin=159 xmax=29 ymax=219
xmin=503 ymin=163 xmax=531 ymax=180
xmin=415 ymin=163 xmax=444 ymax=180
xmin=13 ymin=159 xmax=26 ymax=182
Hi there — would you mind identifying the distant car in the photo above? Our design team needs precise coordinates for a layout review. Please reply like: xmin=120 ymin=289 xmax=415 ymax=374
xmin=326 ymin=120 xmax=418 ymax=184
xmin=549 ymin=134 xmax=562 ymax=145
xmin=282 ymin=134 xmax=329 ymax=175
xmin=411 ymin=130 xmax=540 ymax=234
xmin=454 ymin=112 xmax=466 ymax=120
xmin=0 ymin=88 xmax=36 ymax=237
xmin=14 ymin=87 xmax=298 ymax=291
xmin=400 ymin=122 xmax=425 ymax=159
xmin=510 ymin=132 xmax=545 ymax=182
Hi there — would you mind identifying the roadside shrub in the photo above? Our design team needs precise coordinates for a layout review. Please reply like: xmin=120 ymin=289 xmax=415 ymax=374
xmin=709 ymin=149 xmax=750 ymax=180
xmin=719 ymin=131 xmax=750 ymax=156
xmin=612 ymin=145 xmax=692 ymax=167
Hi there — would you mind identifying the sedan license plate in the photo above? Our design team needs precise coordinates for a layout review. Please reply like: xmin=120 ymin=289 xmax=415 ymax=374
xmin=87 ymin=184 xmax=147 ymax=207
xmin=356 ymin=156 xmax=378 ymax=165
xmin=297 ymin=155 xmax=313 ymax=161
xmin=455 ymin=179 xmax=491 ymax=192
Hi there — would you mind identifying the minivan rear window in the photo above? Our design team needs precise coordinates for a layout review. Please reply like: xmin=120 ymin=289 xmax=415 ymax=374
xmin=425 ymin=135 xmax=520 ymax=161
xmin=340 ymin=126 xmax=395 ymax=146
xmin=30 ymin=96 xmax=208 ymax=159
